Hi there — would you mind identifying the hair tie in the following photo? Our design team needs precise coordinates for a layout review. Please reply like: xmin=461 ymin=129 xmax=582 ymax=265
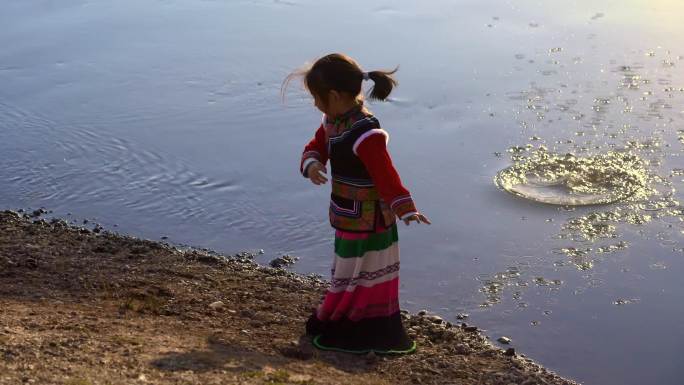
xmin=362 ymin=72 xmax=370 ymax=81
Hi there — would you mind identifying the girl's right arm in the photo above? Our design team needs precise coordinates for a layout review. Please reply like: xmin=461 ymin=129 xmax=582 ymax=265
xmin=300 ymin=124 xmax=329 ymax=182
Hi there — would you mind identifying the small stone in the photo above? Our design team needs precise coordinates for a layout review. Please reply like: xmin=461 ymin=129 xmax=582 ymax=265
xmin=456 ymin=313 xmax=469 ymax=320
xmin=504 ymin=347 xmax=516 ymax=356
xmin=454 ymin=343 xmax=470 ymax=355
xmin=208 ymin=301 xmax=225 ymax=310
xmin=24 ymin=258 xmax=38 ymax=269
xmin=461 ymin=323 xmax=478 ymax=332
xmin=417 ymin=309 xmax=427 ymax=316
xmin=426 ymin=315 xmax=443 ymax=324
xmin=365 ymin=351 xmax=378 ymax=363
xmin=279 ymin=344 xmax=313 ymax=360
xmin=31 ymin=208 xmax=47 ymax=218
xmin=498 ymin=336 xmax=512 ymax=344
xmin=195 ymin=254 xmax=223 ymax=265
xmin=269 ymin=254 xmax=298 ymax=268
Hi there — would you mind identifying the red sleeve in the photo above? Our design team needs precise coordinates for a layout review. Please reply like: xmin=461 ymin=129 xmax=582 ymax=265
xmin=300 ymin=124 xmax=329 ymax=177
xmin=356 ymin=133 xmax=418 ymax=219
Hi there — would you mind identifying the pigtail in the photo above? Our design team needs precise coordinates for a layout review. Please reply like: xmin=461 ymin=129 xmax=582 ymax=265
xmin=283 ymin=53 xmax=400 ymax=104
xmin=367 ymin=67 xmax=399 ymax=101
xmin=281 ymin=65 xmax=310 ymax=103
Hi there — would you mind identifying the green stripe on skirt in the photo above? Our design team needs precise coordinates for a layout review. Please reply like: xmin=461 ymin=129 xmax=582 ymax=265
xmin=334 ymin=224 xmax=399 ymax=258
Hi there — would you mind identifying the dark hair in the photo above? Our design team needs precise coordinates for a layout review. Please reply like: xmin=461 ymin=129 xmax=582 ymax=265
xmin=282 ymin=53 xmax=398 ymax=104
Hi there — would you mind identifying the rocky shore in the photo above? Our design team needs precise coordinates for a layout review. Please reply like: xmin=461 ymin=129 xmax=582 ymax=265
xmin=0 ymin=210 xmax=578 ymax=385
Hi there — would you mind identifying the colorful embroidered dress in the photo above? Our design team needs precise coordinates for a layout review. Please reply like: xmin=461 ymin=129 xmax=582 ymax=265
xmin=300 ymin=104 xmax=418 ymax=354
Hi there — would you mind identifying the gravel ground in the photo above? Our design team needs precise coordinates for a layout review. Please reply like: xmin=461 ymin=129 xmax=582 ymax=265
xmin=0 ymin=210 xmax=579 ymax=385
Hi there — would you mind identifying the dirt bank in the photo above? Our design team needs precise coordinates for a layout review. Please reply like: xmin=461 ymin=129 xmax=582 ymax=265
xmin=0 ymin=210 xmax=577 ymax=385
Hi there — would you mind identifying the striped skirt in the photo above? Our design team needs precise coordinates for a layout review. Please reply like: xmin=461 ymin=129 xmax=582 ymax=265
xmin=306 ymin=224 xmax=415 ymax=354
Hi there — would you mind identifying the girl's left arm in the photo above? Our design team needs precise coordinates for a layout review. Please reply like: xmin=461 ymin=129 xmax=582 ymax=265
xmin=355 ymin=131 xmax=422 ymax=222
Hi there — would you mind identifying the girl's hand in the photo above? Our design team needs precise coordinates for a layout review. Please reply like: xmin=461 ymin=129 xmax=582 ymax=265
xmin=403 ymin=213 xmax=431 ymax=226
xmin=306 ymin=161 xmax=328 ymax=185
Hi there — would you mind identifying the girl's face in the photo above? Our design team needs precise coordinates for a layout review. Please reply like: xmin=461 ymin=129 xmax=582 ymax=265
xmin=313 ymin=90 xmax=354 ymax=117
xmin=313 ymin=93 xmax=329 ymax=115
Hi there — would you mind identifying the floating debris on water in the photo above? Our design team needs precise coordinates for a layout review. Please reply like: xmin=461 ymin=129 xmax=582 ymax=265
xmin=613 ymin=298 xmax=640 ymax=306
xmin=495 ymin=147 xmax=652 ymax=206
xmin=596 ymin=242 xmax=629 ymax=253
xmin=574 ymin=260 xmax=594 ymax=271
xmin=533 ymin=277 xmax=562 ymax=287
xmin=554 ymin=247 xmax=591 ymax=257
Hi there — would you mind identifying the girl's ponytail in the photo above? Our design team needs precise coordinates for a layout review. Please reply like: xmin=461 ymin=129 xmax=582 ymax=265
xmin=282 ymin=53 xmax=399 ymax=104
xmin=367 ymin=67 xmax=399 ymax=101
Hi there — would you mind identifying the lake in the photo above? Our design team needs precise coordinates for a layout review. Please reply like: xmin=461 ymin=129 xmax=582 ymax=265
xmin=1 ymin=1 xmax=683 ymax=383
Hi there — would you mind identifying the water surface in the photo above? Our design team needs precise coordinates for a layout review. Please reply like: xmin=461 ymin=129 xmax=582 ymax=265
xmin=2 ymin=1 xmax=684 ymax=384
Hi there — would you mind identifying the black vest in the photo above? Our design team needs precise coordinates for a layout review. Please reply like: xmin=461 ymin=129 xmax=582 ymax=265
xmin=328 ymin=115 xmax=380 ymax=186
xmin=327 ymin=114 xmax=395 ymax=233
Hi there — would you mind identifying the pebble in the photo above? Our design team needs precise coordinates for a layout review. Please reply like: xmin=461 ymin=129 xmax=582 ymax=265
xmin=269 ymin=255 xmax=299 ymax=268
xmin=208 ymin=301 xmax=225 ymax=310
xmin=456 ymin=313 xmax=469 ymax=320
xmin=504 ymin=347 xmax=516 ymax=356
xmin=280 ymin=342 xmax=313 ymax=360
xmin=461 ymin=323 xmax=478 ymax=332
xmin=30 ymin=208 xmax=47 ymax=218
xmin=454 ymin=343 xmax=470 ymax=355
xmin=24 ymin=258 xmax=38 ymax=269
xmin=498 ymin=336 xmax=512 ymax=344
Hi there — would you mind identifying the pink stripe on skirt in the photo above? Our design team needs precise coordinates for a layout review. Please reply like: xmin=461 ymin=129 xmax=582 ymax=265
xmin=317 ymin=277 xmax=400 ymax=322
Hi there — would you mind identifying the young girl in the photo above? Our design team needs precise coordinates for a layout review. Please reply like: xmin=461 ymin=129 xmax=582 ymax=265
xmin=287 ymin=53 xmax=430 ymax=354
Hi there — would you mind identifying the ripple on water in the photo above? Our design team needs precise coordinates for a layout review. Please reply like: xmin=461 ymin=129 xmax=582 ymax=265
xmin=0 ymin=100 xmax=326 ymax=250
xmin=495 ymin=147 xmax=651 ymax=206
